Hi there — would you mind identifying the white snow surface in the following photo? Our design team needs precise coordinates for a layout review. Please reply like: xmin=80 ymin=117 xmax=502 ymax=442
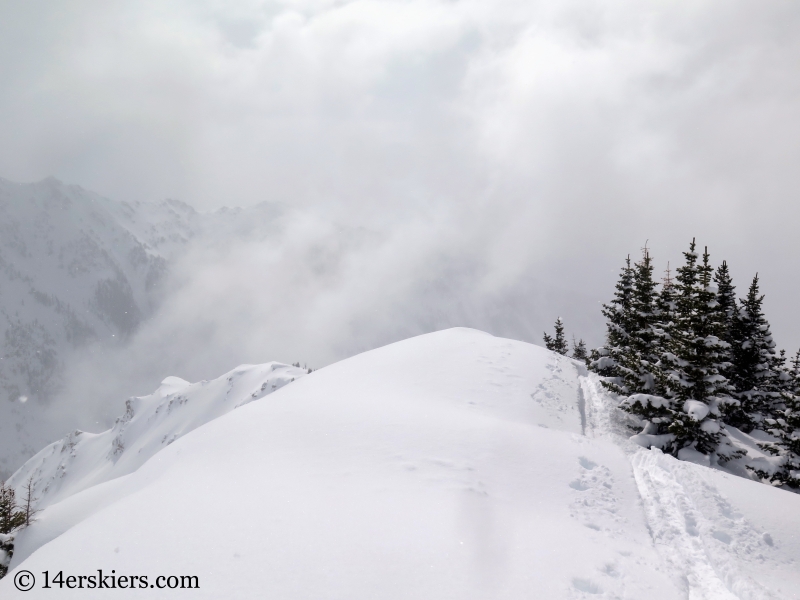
xmin=2 ymin=328 xmax=799 ymax=599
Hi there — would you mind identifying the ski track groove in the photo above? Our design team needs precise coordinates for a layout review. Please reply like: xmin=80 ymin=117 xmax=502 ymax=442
xmin=577 ymin=371 xmax=784 ymax=600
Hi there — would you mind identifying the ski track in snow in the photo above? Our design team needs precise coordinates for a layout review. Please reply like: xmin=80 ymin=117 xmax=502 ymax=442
xmin=579 ymin=373 xmax=787 ymax=600
xmin=631 ymin=451 xmax=780 ymax=600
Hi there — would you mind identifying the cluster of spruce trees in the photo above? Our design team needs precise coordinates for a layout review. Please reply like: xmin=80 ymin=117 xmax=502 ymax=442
xmin=545 ymin=240 xmax=800 ymax=489
xmin=543 ymin=317 xmax=588 ymax=361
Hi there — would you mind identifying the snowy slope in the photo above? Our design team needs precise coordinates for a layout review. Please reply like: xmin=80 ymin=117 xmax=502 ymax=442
xmin=2 ymin=329 xmax=799 ymax=599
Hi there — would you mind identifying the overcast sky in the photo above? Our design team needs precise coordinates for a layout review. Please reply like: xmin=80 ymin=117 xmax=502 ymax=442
xmin=3 ymin=0 xmax=800 ymax=383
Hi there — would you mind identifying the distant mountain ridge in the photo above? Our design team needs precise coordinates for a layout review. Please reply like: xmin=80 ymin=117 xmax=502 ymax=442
xmin=7 ymin=361 xmax=307 ymax=515
xmin=0 ymin=176 xmax=284 ymax=476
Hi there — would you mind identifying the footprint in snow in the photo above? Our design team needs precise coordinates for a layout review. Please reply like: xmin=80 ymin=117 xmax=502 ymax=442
xmin=572 ymin=578 xmax=603 ymax=595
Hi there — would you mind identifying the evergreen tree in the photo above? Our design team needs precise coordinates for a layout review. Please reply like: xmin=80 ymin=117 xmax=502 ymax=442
xmin=773 ymin=350 xmax=795 ymax=398
xmin=0 ymin=480 xmax=34 ymax=580
xmin=571 ymin=337 xmax=588 ymax=362
xmin=747 ymin=346 xmax=800 ymax=488
xmin=593 ymin=240 xmax=799 ymax=479
xmin=608 ymin=247 xmax=661 ymax=394
xmin=617 ymin=249 xmax=674 ymax=431
xmin=711 ymin=261 xmax=738 ymax=413
xmin=788 ymin=349 xmax=800 ymax=395
xmin=0 ymin=482 xmax=24 ymax=535
xmin=629 ymin=247 xmax=661 ymax=391
xmin=656 ymin=240 xmax=700 ymax=410
xmin=590 ymin=256 xmax=634 ymax=383
xmin=0 ymin=534 xmax=11 ymax=579
xmin=754 ymin=391 xmax=800 ymax=488
xmin=0 ymin=482 xmax=23 ymax=580
xmin=543 ymin=317 xmax=568 ymax=355
xmin=652 ymin=263 xmax=677 ymax=395
xmin=655 ymin=242 xmax=731 ymax=457
xmin=727 ymin=275 xmax=779 ymax=431
xmin=714 ymin=261 xmax=737 ymax=346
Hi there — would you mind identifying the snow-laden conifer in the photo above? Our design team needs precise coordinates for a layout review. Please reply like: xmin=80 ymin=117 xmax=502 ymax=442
xmin=712 ymin=261 xmax=737 ymax=402
xmin=714 ymin=261 xmax=737 ymax=345
xmin=642 ymin=242 xmax=733 ymax=459
xmin=628 ymin=247 xmax=661 ymax=391
xmin=657 ymin=240 xmax=700 ymax=399
xmin=788 ymin=349 xmax=800 ymax=395
xmin=616 ymin=249 xmax=674 ymax=436
xmin=652 ymin=263 xmax=676 ymax=393
xmin=571 ymin=337 xmax=588 ymax=362
xmin=611 ymin=247 xmax=661 ymax=394
xmin=0 ymin=481 xmax=24 ymax=579
xmin=590 ymin=256 xmax=634 ymax=384
xmin=753 ymin=363 xmax=800 ymax=488
xmin=759 ymin=410 xmax=800 ymax=488
xmin=543 ymin=317 xmax=568 ymax=355
xmin=773 ymin=350 xmax=795 ymax=399
xmin=727 ymin=275 xmax=780 ymax=431
xmin=0 ymin=483 xmax=24 ymax=535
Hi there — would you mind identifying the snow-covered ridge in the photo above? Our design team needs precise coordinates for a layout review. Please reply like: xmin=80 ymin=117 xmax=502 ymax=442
xmin=8 ymin=361 xmax=307 ymax=511
xmin=2 ymin=329 xmax=799 ymax=599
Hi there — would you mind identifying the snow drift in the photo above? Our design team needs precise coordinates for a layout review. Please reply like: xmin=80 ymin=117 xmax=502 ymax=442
xmin=2 ymin=328 xmax=799 ymax=599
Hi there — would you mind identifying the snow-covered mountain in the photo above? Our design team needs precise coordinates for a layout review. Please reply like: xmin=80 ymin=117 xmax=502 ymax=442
xmin=0 ymin=176 xmax=286 ymax=476
xmin=6 ymin=361 xmax=307 ymax=513
xmin=2 ymin=329 xmax=798 ymax=598
xmin=0 ymin=176 xmax=191 ymax=473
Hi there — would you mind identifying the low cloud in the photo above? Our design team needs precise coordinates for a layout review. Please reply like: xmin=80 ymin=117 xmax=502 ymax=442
xmin=3 ymin=0 xmax=800 ymax=432
xmin=55 ymin=205 xmax=600 ymax=429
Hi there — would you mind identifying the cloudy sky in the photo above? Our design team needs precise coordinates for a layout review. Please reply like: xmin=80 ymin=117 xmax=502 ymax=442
xmin=2 ymin=0 xmax=800 ymax=383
